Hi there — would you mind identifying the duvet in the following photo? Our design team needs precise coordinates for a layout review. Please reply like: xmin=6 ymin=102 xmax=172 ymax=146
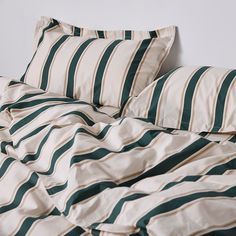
xmin=0 ymin=78 xmax=236 ymax=236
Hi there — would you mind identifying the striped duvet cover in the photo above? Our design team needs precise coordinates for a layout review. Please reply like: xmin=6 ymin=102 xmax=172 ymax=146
xmin=0 ymin=78 xmax=236 ymax=236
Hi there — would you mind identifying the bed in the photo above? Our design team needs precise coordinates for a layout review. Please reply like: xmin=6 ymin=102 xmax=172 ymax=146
xmin=0 ymin=16 xmax=236 ymax=236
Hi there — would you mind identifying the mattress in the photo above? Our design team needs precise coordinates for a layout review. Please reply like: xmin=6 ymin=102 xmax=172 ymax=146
xmin=0 ymin=78 xmax=236 ymax=235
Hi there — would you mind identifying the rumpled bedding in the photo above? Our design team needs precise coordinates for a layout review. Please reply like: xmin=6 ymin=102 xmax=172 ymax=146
xmin=0 ymin=79 xmax=236 ymax=236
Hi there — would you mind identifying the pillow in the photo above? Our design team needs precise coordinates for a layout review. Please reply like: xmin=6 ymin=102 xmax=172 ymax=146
xmin=121 ymin=66 xmax=236 ymax=133
xmin=21 ymin=17 xmax=175 ymax=107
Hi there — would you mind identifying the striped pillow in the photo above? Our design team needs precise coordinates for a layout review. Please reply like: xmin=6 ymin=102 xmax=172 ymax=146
xmin=121 ymin=66 xmax=236 ymax=133
xmin=21 ymin=17 xmax=175 ymax=107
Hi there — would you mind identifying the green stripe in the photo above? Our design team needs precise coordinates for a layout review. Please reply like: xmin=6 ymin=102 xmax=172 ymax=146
xmin=14 ymin=124 xmax=48 ymax=149
xmin=204 ymin=226 xmax=236 ymax=236
xmin=162 ymin=156 xmax=236 ymax=191
xmin=9 ymin=100 xmax=88 ymax=134
xmin=63 ymin=130 xmax=161 ymax=215
xmin=62 ymin=111 xmax=95 ymax=126
xmin=66 ymin=38 xmax=97 ymax=98
xmin=70 ymin=129 xmax=160 ymax=168
xmin=15 ymin=110 xmax=94 ymax=153
xmin=1 ymin=141 xmax=13 ymax=154
xmin=229 ymin=135 xmax=236 ymax=143
xmin=93 ymin=40 xmax=122 ymax=105
xmin=149 ymin=31 xmax=158 ymax=38
xmin=211 ymin=70 xmax=236 ymax=132
xmin=37 ymin=19 xmax=59 ymax=47
xmin=97 ymin=30 xmax=105 ymax=38
xmin=162 ymin=175 xmax=201 ymax=191
xmin=89 ymin=193 xmax=148 ymax=236
xmin=9 ymin=98 xmax=105 ymax=135
xmin=8 ymin=80 xmax=23 ymax=86
xmin=136 ymin=186 xmax=236 ymax=236
xmin=65 ymin=138 xmax=224 ymax=218
xmin=20 ymin=19 xmax=59 ymax=82
xmin=99 ymin=193 xmax=148 ymax=226
xmin=41 ymin=35 xmax=70 ymax=90
xmin=8 ymin=97 xmax=75 ymax=110
xmin=1 ymin=91 xmax=45 ymax=112
xmin=147 ymin=67 xmax=180 ymax=124
xmin=64 ymin=226 xmax=85 ymax=236
xmin=15 ymin=207 xmax=61 ymax=236
xmin=47 ymin=181 xmax=68 ymax=195
xmin=119 ymin=138 xmax=210 ymax=187
xmin=8 ymin=94 xmax=103 ymax=114
xmin=10 ymin=104 xmax=63 ymax=135
xmin=46 ymin=124 xmax=112 ymax=195
xmin=180 ymin=66 xmax=210 ymax=130
xmin=206 ymin=158 xmax=236 ymax=175
xmin=21 ymin=126 xmax=59 ymax=164
xmin=198 ymin=132 xmax=208 ymax=138
xmin=91 ymin=229 xmax=101 ymax=236
xmin=73 ymin=26 xmax=81 ymax=36
xmin=38 ymin=124 xmax=114 ymax=176
xmin=21 ymin=124 xmax=111 ymax=167
xmin=120 ymin=39 xmax=153 ymax=106
xmin=0 ymin=157 xmax=15 ymax=179
xmin=125 ymin=31 xmax=132 ymax=39
xmin=63 ymin=181 xmax=116 ymax=216
xmin=0 ymin=172 xmax=39 ymax=214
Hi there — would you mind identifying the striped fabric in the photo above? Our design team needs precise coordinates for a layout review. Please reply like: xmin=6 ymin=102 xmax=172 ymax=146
xmin=0 ymin=78 xmax=236 ymax=235
xmin=21 ymin=17 xmax=175 ymax=107
xmin=122 ymin=66 xmax=236 ymax=133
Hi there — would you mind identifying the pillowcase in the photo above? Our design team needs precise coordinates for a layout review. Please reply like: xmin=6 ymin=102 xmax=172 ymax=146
xmin=121 ymin=66 xmax=236 ymax=133
xmin=21 ymin=16 xmax=175 ymax=107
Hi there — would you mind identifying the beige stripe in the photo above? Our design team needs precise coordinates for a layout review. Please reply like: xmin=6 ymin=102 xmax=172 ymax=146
xmin=209 ymin=70 xmax=231 ymax=131
xmin=169 ymin=142 xmax=215 ymax=172
xmin=90 ymin=40 xmax=116 ymax=103
xmin=220 ymin=74 xmax=236 ymax=131
xmin=121 ymin=97 xmax=134 ymax=117
xmin=50 ymin=125 xmax=161 ymax=186
xmin=117 ymin=42 xmax=142 ymax=106
xmin=72 ymin=39 xmax=97 ymax=98
xmin=10 ymin=101 xmax=68 ymax=135
xmin=122 ymin=184 xmax=228 ymax=226
xmin=63 ymin=38 xmax=89 ymax=95
xmin=12 ymin=205 xmax=54 ymax=236
xmin=46 ymin=126 xmax=172 ymax=192
xmin=62 ymin=131 xmax=164 ymax=212
xmin=47 ymin=36 xmax=71 ymax=90
xmin=143 ymin=81 xmax=161 ymax=118
xmin=193 ymin=219 xmax=236 ymax=236
xmin=176 ymin=67 xmax=201 ymax=129
xmin=148 ymin=194 xmax=235 ymax=235
xmin=188 ymin=67 xmax=211 ymax=130
xmin=155 ymin=67 xmax=182 ymax=125
xmin=104 ymin=31 xmax=108 ymax=39
xmin=0 ymin=157 xmax=16 ymax=181
xmin=99 ymin=41 xmax=125 ymax=104
xmin=29 ymin=115 xmax=127 ymax=173
xmin=199 ymin=154 xmax=236 ymax=175
xmin=129 ymin=39 xmax=155 ymax=96
xmin=0 ymin=171 xmax=32 ymax=207
xmin=24 ymin=25 xmax=60 ymax=84
xmin=38 ymin=34 xmax=64 ymax=89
